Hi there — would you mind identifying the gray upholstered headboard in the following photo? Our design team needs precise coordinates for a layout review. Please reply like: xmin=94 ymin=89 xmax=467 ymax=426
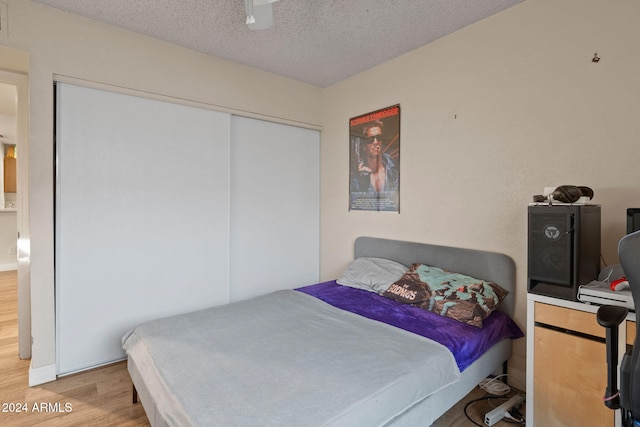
xmin=354 ymin=237 xmax=517 ymax=317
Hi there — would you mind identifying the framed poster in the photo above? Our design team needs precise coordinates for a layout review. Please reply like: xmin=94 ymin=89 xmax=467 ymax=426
xmin=349 ymin=104 xmax=400 ymax=212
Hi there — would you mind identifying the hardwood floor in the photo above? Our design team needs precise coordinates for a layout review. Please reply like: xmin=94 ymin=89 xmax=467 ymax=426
xmin=431 ymin=385 xmax=525 ymax=426
xmin=0 ymin=271 xmax=149 ymax=427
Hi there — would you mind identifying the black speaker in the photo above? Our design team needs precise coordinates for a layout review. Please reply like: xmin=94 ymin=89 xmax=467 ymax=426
xmin=528 ymin=204 xmax=601 ymax=301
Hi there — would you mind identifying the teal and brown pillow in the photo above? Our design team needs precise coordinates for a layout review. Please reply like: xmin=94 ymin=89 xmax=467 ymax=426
xmin=382 ymin=263 xmax=508 ymax=327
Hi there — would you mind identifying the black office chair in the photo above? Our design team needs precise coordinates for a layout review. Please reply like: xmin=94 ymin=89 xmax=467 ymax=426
xmin=597 ymin=230 xmax=640 ymax=426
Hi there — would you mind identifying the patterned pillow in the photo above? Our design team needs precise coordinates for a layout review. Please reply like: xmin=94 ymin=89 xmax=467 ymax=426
xmin=382 ymin=263 xmax=508 ymax=327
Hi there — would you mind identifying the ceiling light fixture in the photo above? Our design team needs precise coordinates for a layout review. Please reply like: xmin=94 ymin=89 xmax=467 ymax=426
xmin=245 ymin=0 xmax=279 ymax=30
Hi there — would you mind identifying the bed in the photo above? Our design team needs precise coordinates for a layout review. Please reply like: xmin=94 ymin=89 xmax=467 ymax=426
xmin=122 ymin=236 xmax=523 ymax=426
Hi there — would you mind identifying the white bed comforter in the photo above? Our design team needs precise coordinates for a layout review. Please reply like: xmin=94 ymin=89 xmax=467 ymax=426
xmin=122 ymin=289 xmax=460 ymax=427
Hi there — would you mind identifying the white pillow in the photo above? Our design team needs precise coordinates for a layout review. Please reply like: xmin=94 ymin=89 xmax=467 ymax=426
xmin=337 ymin=257 xmax=409 ymax=294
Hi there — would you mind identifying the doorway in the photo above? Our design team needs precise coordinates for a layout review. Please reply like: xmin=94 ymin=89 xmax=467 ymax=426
xmin=0 ymin=82 xmax=18 ymax=268
xmin=0 ymin=69 xmax=30 ymax=360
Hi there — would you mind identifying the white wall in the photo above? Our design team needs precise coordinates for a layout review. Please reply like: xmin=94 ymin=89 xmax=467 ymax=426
xmin=0 ymin=0 xmax=323 ymax=379
xmin=0 ymin=211 xmax=16 ymax=269
xmin=320 ymin=0 xmax=640 ymax=385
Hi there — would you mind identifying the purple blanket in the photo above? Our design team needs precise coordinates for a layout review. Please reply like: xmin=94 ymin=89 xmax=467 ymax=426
xmin=296 ymin=281 xmax=523 ymax=371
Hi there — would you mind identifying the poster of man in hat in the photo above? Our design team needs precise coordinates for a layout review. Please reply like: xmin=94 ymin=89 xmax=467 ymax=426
xmin=349 ymin=105 xmax=400 ymax=212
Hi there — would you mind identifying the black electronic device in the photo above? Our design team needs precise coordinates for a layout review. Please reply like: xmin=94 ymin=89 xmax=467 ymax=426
xmin=527 ymin=204 xmax=601 ymax=301
xmin=627 ymin=208 xmax=640 ymax=235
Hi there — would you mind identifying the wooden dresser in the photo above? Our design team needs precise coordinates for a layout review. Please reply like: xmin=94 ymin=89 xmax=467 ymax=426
xmin=526 ymin=294 xmax=634 ymax=427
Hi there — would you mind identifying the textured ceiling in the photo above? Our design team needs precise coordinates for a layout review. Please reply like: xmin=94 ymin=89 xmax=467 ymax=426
xmin=33 ymin=0 xmax=524 ymax=87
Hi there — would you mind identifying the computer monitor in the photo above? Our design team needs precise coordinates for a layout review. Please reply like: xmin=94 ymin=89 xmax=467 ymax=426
xmin=627 ymin=208 xmax=640 ymax=234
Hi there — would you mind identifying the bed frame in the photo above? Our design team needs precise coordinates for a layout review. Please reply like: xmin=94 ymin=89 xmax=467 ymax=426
xmin=128 ymin=236 xmax=517 ymax=426
xmin=353 ymin=237 xmax=517 ymax=425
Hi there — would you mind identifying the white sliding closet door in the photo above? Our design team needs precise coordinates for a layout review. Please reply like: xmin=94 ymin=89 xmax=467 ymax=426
xmin=230 ymin=116 xmax=319 ymax=301
xmin=55 ymin=83 xmax=230 ymax=374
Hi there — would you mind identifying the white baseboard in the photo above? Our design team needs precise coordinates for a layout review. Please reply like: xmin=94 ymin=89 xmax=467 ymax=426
xmin=29 ymin=362 xmax=57 ymax=387
xmin=0 ymin=263 xmax=17 ymax=272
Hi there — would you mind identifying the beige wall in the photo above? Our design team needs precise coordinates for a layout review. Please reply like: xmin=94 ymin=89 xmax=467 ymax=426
xmin=320 ymin=0 xmax=640 ymax=384
xmin=0 ymin=0 xmax=323 ymax=375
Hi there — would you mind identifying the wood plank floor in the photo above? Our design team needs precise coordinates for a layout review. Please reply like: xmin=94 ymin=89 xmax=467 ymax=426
xmin=0 ymin=270 xmax=523 ymax=426
xmin=0 ymin=270 xmax=149 ymax=427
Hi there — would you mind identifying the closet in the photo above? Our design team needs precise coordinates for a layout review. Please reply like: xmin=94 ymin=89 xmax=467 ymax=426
xmin=55 ymin=82 xmax=319 ymax=375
